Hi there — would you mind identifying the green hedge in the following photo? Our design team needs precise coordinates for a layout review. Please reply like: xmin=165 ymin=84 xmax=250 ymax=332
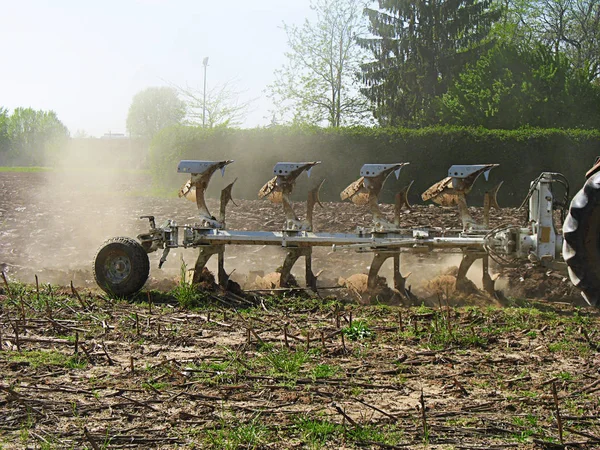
xmin=150 ymin=125 xmax=600 ymax=207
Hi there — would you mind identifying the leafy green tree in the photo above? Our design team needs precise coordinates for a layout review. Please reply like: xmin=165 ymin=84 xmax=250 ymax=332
xmin=0 ymin=108 xmax=10 ymax=164
xmin=532 ymin=0 xmax=600 ymax=75
xmin=359 ymin=0 xmax=502 ymax=126
xmin=439 ymin=44 xmax=600 ymax=128
xmin=7 ymin=107 xmax=69 ymax=165
xmin=496 ymin=0 xmax=600 ymax=76
xmin=126 ymin=87 xmax=186 ymax=140
xmin=267 ymin=0 xmax=371 ymax=127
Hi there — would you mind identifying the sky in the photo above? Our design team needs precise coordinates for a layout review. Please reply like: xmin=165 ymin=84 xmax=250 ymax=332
xmin=0 ymin=0 xmax=317 ymax=136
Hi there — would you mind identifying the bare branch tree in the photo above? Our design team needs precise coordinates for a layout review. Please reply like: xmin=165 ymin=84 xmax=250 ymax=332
xmin=178 ymin=80 xmax=256 ymax=128
xmin=267 ymin=0 xmax=372 ymax=127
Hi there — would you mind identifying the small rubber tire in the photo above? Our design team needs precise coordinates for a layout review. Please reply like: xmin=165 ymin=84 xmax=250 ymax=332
xmin=563 ymin=172 xmax=600 ymax=307
xmin=94 ymin=237 xmax=150 ymax=297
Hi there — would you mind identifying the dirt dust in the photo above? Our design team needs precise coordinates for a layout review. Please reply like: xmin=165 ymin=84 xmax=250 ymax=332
xmin=0 ymin=171 xmax=585 ymax=304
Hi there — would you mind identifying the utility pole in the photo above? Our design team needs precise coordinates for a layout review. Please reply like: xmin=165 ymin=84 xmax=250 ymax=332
xmin=202 ymin=57 xmax=209 ymax=127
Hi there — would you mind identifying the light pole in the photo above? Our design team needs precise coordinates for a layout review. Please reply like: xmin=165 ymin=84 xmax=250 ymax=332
xmin=202 ymin=57 xmax=209 ymax=128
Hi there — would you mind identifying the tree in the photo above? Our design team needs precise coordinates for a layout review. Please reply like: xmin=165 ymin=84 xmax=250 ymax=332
xmin=0 ymin=108 xmax=10 ymax=164
xmin=497 ymin=0 xmax=600 ymax=77
xmin=531 ymin=0 xmax=600 ymax=76
xmin=7 ymin=107 xmax=69 ymax=165
xmin=439 ymin=44 xmax=600 ymax=128
xmin=178 ymin=80 xmax=254 ymax=128
xmin=126 ymin=87 xmax=186 ymax=140
xmin=359 ymin=0 xmax=502 ymax=126
xmin=267 ymin=0 xmax=371 ymax=127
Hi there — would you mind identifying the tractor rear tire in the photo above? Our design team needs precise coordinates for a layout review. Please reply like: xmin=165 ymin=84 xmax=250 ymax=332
xmin=94 ymin=237 xmax=150 ymax=297
xmin=563 ymin=172 xmax=600 ymax=306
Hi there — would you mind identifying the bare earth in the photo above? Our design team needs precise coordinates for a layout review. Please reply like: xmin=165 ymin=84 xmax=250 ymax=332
xmin=0 ymin=171 xmax=599 ymax=449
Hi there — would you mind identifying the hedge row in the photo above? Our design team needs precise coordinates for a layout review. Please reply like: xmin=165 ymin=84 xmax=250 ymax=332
xmin=150 ymin=125 xmax=600 ymax=207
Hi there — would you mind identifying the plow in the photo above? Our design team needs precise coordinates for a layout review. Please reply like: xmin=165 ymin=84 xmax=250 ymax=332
xmin=93 ymin=158 xmax=600 ymax=307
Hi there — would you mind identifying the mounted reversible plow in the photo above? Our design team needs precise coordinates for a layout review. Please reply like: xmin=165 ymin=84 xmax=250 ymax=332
xmin=93 ymin=159 xmax=574 ymax=303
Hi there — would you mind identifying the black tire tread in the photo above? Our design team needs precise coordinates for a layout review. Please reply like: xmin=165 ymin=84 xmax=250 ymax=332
xmin=93 ymin=237 xmax=150 ymax=297
xmin=563 ymin=172 xmax=600 ymax=306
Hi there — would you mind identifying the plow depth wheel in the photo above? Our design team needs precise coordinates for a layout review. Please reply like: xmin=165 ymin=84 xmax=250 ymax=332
xmin=563 ymin=172 xmax=600 ymax=306
xmin=94 ymin=237 xmax=150 ymax=297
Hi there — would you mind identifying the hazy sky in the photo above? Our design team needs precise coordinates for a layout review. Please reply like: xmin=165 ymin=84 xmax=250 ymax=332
xmin=0 ymin=0 xmax=316 ymax=136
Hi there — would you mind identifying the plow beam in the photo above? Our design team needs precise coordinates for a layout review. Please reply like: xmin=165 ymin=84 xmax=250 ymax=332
xmin=259 ymin=162 xmax=321 ymax=231
xmin=178 ymin=160 xmax=234 ymax=228
xmin=341 ymin=163 xmax=409 ymax=231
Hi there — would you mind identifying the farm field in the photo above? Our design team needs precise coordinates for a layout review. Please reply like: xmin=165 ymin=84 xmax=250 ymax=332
xmin=1 ymin=170 xmax=599 ymax=449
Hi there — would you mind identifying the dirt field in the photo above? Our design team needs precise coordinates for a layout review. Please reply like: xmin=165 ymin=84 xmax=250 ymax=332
xmin=1 ymin=170 xmax=599 ymax=449
xmin=0 ymin=171 xmax=583 ymax=303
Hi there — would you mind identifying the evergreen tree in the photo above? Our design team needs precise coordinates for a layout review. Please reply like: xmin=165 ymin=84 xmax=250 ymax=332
xmin=359 ymin=0 xmax=502 ymax=126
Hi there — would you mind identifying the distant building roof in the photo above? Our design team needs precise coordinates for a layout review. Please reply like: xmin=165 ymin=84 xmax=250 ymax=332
xmin=101 ymin=132 xmax=128 ymax=139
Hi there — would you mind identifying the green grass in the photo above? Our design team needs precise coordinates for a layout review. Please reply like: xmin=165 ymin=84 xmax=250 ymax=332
xmin=295 ymin=418 xmax=342 ymax=448
xmin=204 ymin=418 xmax=268 ymax=449
xmin=6 ymin=350 xmax=87 ymax=369
xmin=311 ymin=363 xmax=339 ymax=380
xmin=171 ymin=260 xmax=206 ymax=308
xmin=261 ymin=347 xmax=309 ymax=380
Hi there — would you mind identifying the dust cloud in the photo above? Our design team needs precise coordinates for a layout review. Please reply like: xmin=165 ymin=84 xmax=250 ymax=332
xmin=12 ymin=139 xmax=157 ymax=285
xmin=2 ymin=141 xmax=516 ymax=300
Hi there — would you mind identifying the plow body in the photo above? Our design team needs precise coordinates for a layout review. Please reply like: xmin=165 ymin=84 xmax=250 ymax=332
xmin=94 ymin=159 xmax=574 ymax=302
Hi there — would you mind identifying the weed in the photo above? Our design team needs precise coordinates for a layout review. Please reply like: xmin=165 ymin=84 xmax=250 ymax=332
xmin=556 ymin=371 xmax=573 ymax=381
xmin=205 ymin=418 xmax=267 ymax=449
xmin=311 ymin=364 xmax=339 ymax=380
xmin=171 ymin=259 xmax=203 ymax=308
xmin=342 ymin=321 xmax=373 ymax=341
xmin=296 ymin=418 xmax=342 ymax=448
xmin=262 ymin=348 xmax=308 ymax=380
xmin=7 ymin=351 xmax=86 ymax=369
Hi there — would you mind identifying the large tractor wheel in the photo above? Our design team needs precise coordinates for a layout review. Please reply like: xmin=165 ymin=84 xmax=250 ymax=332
xmin=563 ymin=172 xmax=600 ymax=306
xmin=94 ymin=237 xmax=150 ymax=297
